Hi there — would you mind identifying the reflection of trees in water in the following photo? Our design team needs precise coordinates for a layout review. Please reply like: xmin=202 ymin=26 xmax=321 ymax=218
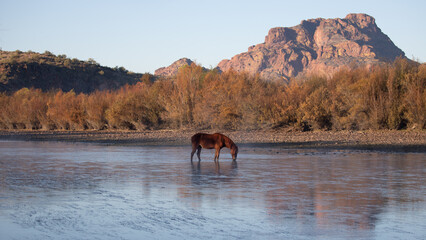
xmin=262 ymin=153 xmax=425 ymax=230
xmin=1 ymin=156 xmax=107 ymax=191
xmin=2 ymin=142 xmax=425 ymax=233
xmin=0 ymin=145 xmax=149 ymax=193
xmin=173 ymin=152 xmax=425 ymax=230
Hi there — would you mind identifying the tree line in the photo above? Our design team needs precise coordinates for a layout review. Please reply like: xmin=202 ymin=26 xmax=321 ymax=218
xmin=0 ymin=58 xmax=424 ymax=131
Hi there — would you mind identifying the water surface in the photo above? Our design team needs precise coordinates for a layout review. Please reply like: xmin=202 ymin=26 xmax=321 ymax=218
xmin=0 ymin=140 xmax=425 ymax=239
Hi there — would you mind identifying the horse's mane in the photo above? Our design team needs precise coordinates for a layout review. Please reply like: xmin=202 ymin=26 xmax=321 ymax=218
xmin=221 ymin=134 xmax=236 ymax=149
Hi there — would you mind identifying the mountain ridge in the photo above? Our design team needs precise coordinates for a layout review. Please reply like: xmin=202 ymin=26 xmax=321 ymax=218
xmin=0 ymin=50 xmax=146 ymax=93
xmin=156 ymin=13 xmax=405 ymax=80
xmin=0 ymin=14 xmax=409 ymax=92
xmin=217 ymin=13 xmax=405 ymax=80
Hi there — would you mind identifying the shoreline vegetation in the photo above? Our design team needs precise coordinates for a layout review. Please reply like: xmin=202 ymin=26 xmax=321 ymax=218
xmin=1 ymin=55 xmax=425 ymax=152
xmin=1 ymin=58 xmax=425 ymax=132
xmin=1 ymin=129 xmax=425 ymax=152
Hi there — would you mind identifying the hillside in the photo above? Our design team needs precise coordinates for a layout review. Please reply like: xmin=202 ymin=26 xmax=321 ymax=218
xmin=216 ymin=13 xmax=405 ymax=81
xmin=154 ymin=58 xmax=194 ymax=77
xmin=0 ymin=50 xmax=145 ymax=93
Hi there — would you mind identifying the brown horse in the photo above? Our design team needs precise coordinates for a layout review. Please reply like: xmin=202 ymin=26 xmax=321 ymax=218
xmin=191 ymin=133 xmax=238 ymax=162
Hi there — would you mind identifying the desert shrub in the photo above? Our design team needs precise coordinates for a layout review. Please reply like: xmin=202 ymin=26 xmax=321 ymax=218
xmin=46 ymin=90 xmax=87 ymax=130
xmin=326 ymin=67 xmax=370 ymax=130
xmin=200 ymin=70 xmax=244 ymax=129
xmin=105 ymin=83 xmax=162 ymax=130
xmin=0 ymin=93 xmax=13 ymax=129
xmin=84 ymin=91 xmax=110 ymax=130
xmin=385 ymin=58 xmax=409 ymax=129
xmin=0 ymin=59 xmax=424 ymax=131
xmin=299 ymin=86 xmax=333 ymax=130
xmin=0 ymin=88 xmax=50 ymax=129
xmin=403 ymin=64 xmax=426 ymax=129
xmin=174 ymin=63 xmax=204 ymax=126
xmin=274 ymin=81 xmax=304 ymax=127
xmin=195 ymin=70 xmax=272 ymax=129
xmin=157 ymin=63 xmax=204 ymax=128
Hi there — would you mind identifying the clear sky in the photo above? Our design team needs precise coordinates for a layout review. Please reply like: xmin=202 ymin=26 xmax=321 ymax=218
xmin=1 ymin=0 xmax=425 ymax=73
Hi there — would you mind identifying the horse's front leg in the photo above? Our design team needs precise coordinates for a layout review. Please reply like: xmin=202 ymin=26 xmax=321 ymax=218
xmin=214 ymin=147 xmax=220 ymax=162
xmin=196 ymin=146 xmax=202 ymax=162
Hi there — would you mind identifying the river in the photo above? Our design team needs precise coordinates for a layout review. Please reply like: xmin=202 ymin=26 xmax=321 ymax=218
xmin=0 ymin=140 xmax=425 ymax=239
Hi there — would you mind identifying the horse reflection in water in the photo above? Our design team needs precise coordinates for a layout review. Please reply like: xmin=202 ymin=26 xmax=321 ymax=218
xmin=191 ymin=159 xmax=238 ymax=174
xmin=190 ymin=133 xmax=238 ymax=163
xmin=190 ymin=160 xmax=238 ymax=186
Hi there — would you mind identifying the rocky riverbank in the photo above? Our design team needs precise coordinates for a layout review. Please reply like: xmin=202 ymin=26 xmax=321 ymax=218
xmin=1 ymin=129 xmax=425 ymax=152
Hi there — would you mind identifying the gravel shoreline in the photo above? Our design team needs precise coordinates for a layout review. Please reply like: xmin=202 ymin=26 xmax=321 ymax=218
xmin=1 ymin=129 xmax=425 ymax=152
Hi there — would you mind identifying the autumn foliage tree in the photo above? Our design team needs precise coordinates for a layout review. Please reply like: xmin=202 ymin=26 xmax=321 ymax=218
xmin=0 ymin=58 xmax=424 ymax=131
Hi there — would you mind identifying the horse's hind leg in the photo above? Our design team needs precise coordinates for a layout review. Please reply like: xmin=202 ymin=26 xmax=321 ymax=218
xmin=196 ymin=146 xmax=202 ymax=162
xmin=191 ymin=145 xmax=197 ymax=162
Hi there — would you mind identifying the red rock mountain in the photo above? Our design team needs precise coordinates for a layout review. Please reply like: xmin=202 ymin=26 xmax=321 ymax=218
xmin=154 ymin=58 xmax=194 ymax=77
xmin=217 ymin=13 xmax=405 ymax=81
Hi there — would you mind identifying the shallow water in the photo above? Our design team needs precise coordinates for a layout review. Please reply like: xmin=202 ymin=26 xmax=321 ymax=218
xmin=0 ymin=140 xmax=425 ymax=239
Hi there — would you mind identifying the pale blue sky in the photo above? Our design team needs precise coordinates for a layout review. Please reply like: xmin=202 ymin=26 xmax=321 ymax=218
xmin=1 ymin=0 xmax=425 ymax=73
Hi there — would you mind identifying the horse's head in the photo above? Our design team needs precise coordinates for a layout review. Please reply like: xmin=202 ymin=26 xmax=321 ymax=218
xmin=231 ymin=145 xmax=238 ymax=161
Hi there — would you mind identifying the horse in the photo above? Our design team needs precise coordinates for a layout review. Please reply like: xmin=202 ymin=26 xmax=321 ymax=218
xmin=191 ymin=133 xmax=238 ymax=162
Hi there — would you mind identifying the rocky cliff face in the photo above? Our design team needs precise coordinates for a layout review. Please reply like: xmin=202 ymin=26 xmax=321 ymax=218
xmin=217 ymin=13 xmax=405 ymax=81
xmin=154 ymin=58 xmax=194 ymax=77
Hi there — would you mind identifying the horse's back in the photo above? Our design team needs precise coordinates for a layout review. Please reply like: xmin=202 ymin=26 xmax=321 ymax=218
xmin=192 ymin=133 xmax=223 ymax=149
xmin=191 ymin=133 xmax=206 ymax=145
xmin=214 ymin=133 xmax=230 ymax=144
